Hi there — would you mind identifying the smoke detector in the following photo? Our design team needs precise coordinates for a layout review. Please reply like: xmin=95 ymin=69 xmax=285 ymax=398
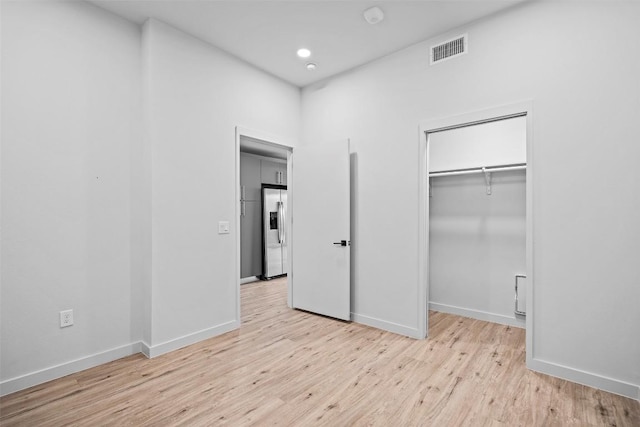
xmin=363 ymin=6 xmax=384 ymax=25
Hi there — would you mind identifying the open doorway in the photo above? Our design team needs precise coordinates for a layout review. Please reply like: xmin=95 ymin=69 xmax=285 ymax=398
xmin=419 ymin=102 xmax=533 ymax=365
xmin=429 ymin=116 xmax=527 ymax=328
xmin=235 ymin=127 xmax=293 ymax=323
xmin=235 ymin=130 xmax=352 ymax=326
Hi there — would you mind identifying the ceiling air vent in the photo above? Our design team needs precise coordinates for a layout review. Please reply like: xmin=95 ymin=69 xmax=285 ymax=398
xmin=431 ymin=34 xmax=468 ymax=65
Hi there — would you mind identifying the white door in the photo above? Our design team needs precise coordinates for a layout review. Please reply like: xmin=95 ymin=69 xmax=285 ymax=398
xmin=291 ymin=140 xmax=350 ymax=320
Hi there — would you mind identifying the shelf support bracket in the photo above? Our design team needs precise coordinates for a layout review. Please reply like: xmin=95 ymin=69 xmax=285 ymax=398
xmin=483 ymin=167 xmax=492 ymax=195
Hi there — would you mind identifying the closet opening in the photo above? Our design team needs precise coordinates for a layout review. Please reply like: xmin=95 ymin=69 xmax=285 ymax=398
xmin=419 ymin=103 xmax=533 ymax=365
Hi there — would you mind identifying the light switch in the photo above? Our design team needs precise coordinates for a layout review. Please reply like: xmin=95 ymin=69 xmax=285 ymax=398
xmin=218 ymin=221 xmax=230 ymax=234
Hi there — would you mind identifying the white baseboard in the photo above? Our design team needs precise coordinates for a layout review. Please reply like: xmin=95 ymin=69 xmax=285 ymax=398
xmin=528 ymin=358 xmax=639 ymax=401
xmin=140 ymin=340 xmax=151 ymax=358
xmin=0 ymin=342 xmax=140 ymax=396
xmin=144 ymin=320 xmax=239 ymax=358
xmin=429 ymin=302 xmax=525 ymax=329
xmin=0 ymin=321 xmax=240 ymax=397
xmin=351 ymin=312 xmax=422 ymax=339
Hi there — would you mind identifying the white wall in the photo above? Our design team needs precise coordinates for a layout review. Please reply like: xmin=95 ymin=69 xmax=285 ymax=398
xmin=429 ymin=116 xmax=526 ymax=172
xmin=429 ymin=171 xmax=526 ymax=326
xmin=141 ymin=20 xmax=300 ymax=352
xmin=301 ymin=1 xmax=640 ymax=397
xmin=1 ymin=0 xmax=142 ymax=389
xmin=1 ymin=2 xmax=300 ymax=393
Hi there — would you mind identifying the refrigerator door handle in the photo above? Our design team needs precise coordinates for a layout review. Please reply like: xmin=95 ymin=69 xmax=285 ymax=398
xmin=280 ymin=200 xmax=286 ymax=244
xmin=277 ymin=201 xmax=283 ymax=244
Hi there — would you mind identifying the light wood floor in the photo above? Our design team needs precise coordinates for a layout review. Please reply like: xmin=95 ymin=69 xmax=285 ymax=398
xmin=1 ymin=278 xmax=638 ymax=426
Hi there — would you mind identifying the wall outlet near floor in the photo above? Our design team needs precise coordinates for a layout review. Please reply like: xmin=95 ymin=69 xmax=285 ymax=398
xmin=60 ymin=309 xmax=73 ymax=328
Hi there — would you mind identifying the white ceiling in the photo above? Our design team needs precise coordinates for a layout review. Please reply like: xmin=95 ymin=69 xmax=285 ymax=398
xmin=91 ymin=0 xmax=526 ymax=88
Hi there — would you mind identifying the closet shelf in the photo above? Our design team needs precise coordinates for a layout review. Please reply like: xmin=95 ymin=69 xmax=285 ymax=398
xmin=429 ymin=162 xmax=526 ymax=178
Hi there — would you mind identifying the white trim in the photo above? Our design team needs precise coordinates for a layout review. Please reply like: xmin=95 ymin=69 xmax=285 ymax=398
xmin=236 ymin=126 xmax=296 ymax=152
xmin=528 ymin=359 xmax=640 ymax=401
xmin=145 ymin=320 xmax=238 ymax=358
xmin=351 ymin=313 xmax=422 ymax=339
xmin=140 ymin=341 xmax=151 ymax=358
xmin=524 ymin=107 xmax=534 ymax=367
xmin=235 ymin=128 xmax=242 ymax=331
xmin=0 ymin=342 xmax=141 ymax=396
xmin=420 ymin=105 xmax=530 ymax=134
xmin=286 ymin=150 xmax=293 ymax=309
xmin=417 ymin=126 xmax=429 ymax=339
xmin=429 ymin=302 xmax=525 ymax=329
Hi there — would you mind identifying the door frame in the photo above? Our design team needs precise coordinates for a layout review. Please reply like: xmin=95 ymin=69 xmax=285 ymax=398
xmin=235 ymin=126 xmax=294 ymax=325
xmin=418 ymin=101 xmax=534 ymax=366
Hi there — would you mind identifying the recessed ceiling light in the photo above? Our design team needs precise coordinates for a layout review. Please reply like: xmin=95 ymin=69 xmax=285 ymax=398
xmin=297 ymin=48 xmax=311 ymax=58
xmin=306 ymin=63 xmax=317 ymax=71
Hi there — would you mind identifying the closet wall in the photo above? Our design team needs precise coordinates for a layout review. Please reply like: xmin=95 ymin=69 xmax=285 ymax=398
xmin=428 ymin=117 xmax=526 ymax=327
xmin=429 ymin=172 xmax=526 ymax=326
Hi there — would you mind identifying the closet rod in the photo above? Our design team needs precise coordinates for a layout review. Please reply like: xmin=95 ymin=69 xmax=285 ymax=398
xmin=429 ymin=163 xmax=526 ymax=178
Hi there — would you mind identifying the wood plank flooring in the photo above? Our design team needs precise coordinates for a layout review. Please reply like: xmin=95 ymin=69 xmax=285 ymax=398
xmin=1 ymin=277 xmax=638 ymax=426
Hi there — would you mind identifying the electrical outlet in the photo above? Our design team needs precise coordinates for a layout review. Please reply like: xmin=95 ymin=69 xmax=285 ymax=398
xmin=60 ymin=309 xmax=73 ymax=328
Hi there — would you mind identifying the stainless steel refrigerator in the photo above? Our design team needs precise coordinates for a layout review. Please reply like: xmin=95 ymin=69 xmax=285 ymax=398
xmin=263 ymin=186 xmax=288 ymax=279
